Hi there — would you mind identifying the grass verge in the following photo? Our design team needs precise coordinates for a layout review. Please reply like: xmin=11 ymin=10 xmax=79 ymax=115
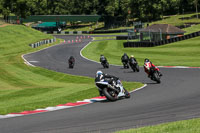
xmin=0 ymin=25 xmax=143 ymax=115
xmin=115 ymin=118 xmax=200 ymax=133
xmin=82 ymin=37 xmax=200 ymax=67
xmin=151 ymin=13 xmax=200 ymax=26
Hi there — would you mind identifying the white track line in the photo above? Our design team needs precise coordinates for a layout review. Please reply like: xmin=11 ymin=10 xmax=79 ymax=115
xmin=129 ymin=84 xmax=147 ymax=93
xmin=21 ymin=41 xmax=65 ymax=67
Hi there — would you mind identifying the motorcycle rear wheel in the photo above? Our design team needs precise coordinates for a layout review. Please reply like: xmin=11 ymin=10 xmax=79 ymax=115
xmin=103 ymin=88 xmax=118 ymax=101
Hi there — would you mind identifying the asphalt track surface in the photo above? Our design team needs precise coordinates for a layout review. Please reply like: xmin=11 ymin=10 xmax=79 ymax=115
xmin=0 ymin=35 xmax=200 ymax=133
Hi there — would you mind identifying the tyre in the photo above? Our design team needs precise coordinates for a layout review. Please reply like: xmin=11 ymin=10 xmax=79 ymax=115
xmin=102 ymin=63 xmax=106 ymax=68
xmin=123 ymin=62 xmax=126 ymax=68
xmin=131 ymin=65 xmax=135 ymax=72
xmin=123 ymin=65 xmax=126 ymax=69
xmin=107 ymin=63 xmax=109 ymax=68
xmin=103 ymin=88 xmax=118 ymax=101
xmin=69 ymin=64 xmax=74 ymax=68
xmin=153 ymin=72 xmax=161 ymax=83
xmin=136 ymin=64 xmax=140 ymax=72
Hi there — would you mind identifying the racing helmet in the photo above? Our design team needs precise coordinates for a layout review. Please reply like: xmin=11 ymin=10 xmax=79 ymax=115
xmin=96 ymin=70 xmax=103 ymax=76
xmin=131 ymin=55 xmax=134 ymax=58
xmin=144 ymin=58 xmax=150 ymax=63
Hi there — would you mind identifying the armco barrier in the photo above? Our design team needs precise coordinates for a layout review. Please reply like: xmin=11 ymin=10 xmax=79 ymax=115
xmin=45 ymin=29 xmax=131 ymax=35
xmin=29 ymin=38 xmax=56 ymax=48
xmin=116 ymin=35 xmax=139 ymax=40
xmin=123 ymin=31 xmax=200 ymax=48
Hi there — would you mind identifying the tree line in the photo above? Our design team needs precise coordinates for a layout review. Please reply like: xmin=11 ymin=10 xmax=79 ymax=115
xmin=0 ymin=0 xmax=199 ymax=23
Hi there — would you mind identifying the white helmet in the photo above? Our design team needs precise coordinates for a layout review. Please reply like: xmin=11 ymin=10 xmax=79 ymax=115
xmin=96 ymin=70 xmax=103 ymax=76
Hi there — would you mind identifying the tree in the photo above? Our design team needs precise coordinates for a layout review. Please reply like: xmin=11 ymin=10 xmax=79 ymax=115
xmin=10 ymin=0 xmax=31 ymax=18
xmin=160 ymin=0 xmax=180 ymax=16
xmin=194 ymin=0 xmax=199 ymax=18
xmin=130 ymin=0 xmax=163 ymax=22
xmin=0 ymin=0 xmax=12 ymax=21
xmin=0 ymin=0 xmax=2 ymax=14
xmin=27 ymin=0 xmax=47 ymax=15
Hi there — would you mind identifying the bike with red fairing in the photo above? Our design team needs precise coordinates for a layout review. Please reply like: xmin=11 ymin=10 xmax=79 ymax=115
xmin=149 ymin=66 xmax=161 ymax=83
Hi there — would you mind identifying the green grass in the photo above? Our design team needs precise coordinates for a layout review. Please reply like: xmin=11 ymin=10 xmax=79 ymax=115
xmin=145 ymin=13 xmax=200 ymax=34
xmin=64 ymin=22 xmax=104 ymax=31
xmin=116 ymin=118 xmax=200 ymax=133
xmin=82 ymin=37 xmax=200 ymax=67
xmin=93 ymin=37 xmax=116 ymax=40
xmin=0 ymin=25 xmax=143 ymax=115
xmin=64 ymin=21 xmax=134 ymax=32
xmin=183 ymin=24 xmax=200 ymax=34
xmin=151 ymin=13 xmax=200 ymax=26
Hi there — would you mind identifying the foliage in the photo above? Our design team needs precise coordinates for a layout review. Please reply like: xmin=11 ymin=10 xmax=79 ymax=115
xmin=0 ymin=0 xmax=199 ymax=24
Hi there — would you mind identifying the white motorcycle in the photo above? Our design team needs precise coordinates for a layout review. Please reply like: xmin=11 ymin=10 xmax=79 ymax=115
xmin=95 ymin=79 xmax=130 ymax=101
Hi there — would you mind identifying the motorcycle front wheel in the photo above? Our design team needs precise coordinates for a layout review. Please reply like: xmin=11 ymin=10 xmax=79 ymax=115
xmin=136 ymin=64 xmax=140 ymax=72
xmin=153 ymin=72 xmax=161 ymax=83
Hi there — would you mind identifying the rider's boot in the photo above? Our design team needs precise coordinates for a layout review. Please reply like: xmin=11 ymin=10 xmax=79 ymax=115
xmin=124 ymin=88 xmax=130 ymax=98
xmin=99 ymin=91 xmax=104 ymax=96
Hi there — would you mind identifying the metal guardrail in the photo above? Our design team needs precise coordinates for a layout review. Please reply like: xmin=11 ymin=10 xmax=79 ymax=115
xmin=43 ymin=29 xmax=131 ymax=34
xmin=116 ymin=35 xmax=139 ymax=40
xmin=29 ymin=38 xmax=56 ymax=48
xmin=123 ymin=31 xmax=200 ymax=47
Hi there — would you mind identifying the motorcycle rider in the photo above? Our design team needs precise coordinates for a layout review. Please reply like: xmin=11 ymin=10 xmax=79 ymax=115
xmin=95 ymin=71 xmax=129 ymax=97
xmin=68 ymin=56 xmax=75 ymax=68
xmin=100 ymin=54 xmax=108 ymax=65
xmin=144 ymin=58 xmax=162 ymax=78
xmin=95 ymin=70 xmax=118 ymax=87
xmin=129 ymin=55 xmax=138 ymax=66
xmin=121 ymin=53 xmax=129 ymax=68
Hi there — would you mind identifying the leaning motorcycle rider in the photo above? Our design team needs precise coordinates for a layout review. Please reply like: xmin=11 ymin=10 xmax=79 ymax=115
xmin=121 ymin=53 xmax=129 ymax=68
xmin=95 ymin=71 xmax=130 ymax=99
xmin=129 ymin=55 xmax=137 ymax=65
xmin=100 ymin=55 xmax=107 ymax=64
xmin=95 ymin=71 xmax=118 ymax=96
xmin=144 ymin=58 xmax=162 ymax=78
xmin=68 ymin=56 xmax=75 ymax=68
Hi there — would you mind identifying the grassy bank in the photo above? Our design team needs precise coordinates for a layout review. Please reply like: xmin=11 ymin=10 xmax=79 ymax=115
xmin=82 ymin=37 xmax=200 ymax=67
xmin=0 ymin=25 xmax=143 ymax=114
xmin=116 ymin=118 xmax=200 ymax=133
xmin=183 ymin=24 xmax=200 ymax=34
xmin=151 ymin=13 xmax=200 ymax=26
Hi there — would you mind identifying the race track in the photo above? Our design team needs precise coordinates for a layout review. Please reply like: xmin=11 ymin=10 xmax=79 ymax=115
xmin=0 ymin=35 xmax=200 ymax=133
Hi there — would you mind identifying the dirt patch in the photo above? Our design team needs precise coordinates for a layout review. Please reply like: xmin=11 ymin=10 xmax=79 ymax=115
xmin=0 ymin=24 xmax=13 ymax=27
